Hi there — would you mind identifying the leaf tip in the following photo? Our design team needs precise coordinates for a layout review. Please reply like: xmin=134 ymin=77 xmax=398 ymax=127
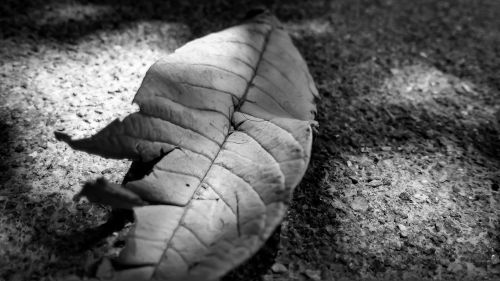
xmin=78 ymin=177 xmax=148 ymax=209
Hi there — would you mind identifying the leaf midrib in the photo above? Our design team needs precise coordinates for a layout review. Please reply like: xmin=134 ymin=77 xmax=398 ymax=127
xmin=149 ymin=23 xmax=275 ymax=280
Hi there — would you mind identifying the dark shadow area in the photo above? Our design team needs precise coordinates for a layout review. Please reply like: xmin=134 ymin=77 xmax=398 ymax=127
xmin=0 ymin=0 xmax=330 ymax=42
xmin=278 ymin=0 xmax=499 ymax=279
xmin=0 ymin=192 xmax=109 ymax=279
xmin=223 ymin=226 xmax=282 ymax=281
xmin=0 ymin=119 xmax=16 ymax=188
xmin=289 ymin=0 xmax=500 ymax=161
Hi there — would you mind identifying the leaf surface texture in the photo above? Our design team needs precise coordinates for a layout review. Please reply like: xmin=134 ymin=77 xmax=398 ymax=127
xmin=58 ymin=13 xmax=318 ymax=281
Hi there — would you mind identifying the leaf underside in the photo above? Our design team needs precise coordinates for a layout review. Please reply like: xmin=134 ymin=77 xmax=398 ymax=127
xmin=58 ymin=12 xmax=318 ymax=281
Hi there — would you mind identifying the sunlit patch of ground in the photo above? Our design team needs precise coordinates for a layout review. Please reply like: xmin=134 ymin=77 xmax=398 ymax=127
xmin=379 ymin=63 xmax=498 ymax=118
xmin=286 ymin=18 xmax=333 ymax=37
xmin=0 ymin=9 xmax=190 ymax=278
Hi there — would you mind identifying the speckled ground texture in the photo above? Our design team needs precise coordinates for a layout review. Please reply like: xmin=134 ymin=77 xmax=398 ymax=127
xmin=1 ymin=0 xmax=499 ymax=281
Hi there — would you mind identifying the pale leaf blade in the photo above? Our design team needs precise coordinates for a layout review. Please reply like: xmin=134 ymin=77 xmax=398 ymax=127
xmin=57 ymin=11 xmax=318 ymax=281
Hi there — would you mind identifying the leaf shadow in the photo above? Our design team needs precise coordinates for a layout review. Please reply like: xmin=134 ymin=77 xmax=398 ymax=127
xmin=223 ymin=226 xmax=282 ymax=281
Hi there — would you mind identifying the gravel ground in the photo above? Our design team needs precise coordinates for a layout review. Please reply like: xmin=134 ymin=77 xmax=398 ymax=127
xmin=1 ymin=0 xmax=499 ymax=281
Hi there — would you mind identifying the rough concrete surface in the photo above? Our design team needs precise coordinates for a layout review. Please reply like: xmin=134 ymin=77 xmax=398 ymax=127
xmin=0 ymin=0 xmax=499 ymax=280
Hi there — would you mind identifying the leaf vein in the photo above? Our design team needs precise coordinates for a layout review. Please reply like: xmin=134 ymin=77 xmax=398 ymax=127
xmin=138 ymin=111 xmax=224 ymax=147
xmin=212 ymin=162 xmax=267 ymax=205
xmin=202 ymin=181 xmax=236 ymax=216
xmin=154 ymin=166 xmax=203 ymax=181
xmin=181 ymin=224 xmax=209 ymax=248
xmin=177 ymin=81 xmax=240 ymax=100
xmin=170 ymin=246 xmax=190 ymax=265
xmin=167 ymin=62 xmax=249 ymax=83
xmin=250 ymin=84 xmax=294 ymax=118
xmin=151 ymin=22 xmax=277 ymax=279
xmin=224 ymin=40 xmax=260 ymax=53
xmin=152 ymin=93 xmax=231 ymax=122
xmin=235 ymin=27 xmax=274 ymax=111
xmin=120 ymin=132 xmax=213 ymax=160
xmin=261 ymin=56 xmax=295 ymax=87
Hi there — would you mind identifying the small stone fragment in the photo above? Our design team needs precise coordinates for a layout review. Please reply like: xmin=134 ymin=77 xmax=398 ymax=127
xmin=397 ymin=224 xmax=408 ymax=237
xmin=398 ymin=191 xmax=412 ymax=202
xmin=367 ymin=179 xmax=383 ymax=187
xmin=349 ymin=176 xmax=358 ymax=184
xmin=438 ymin=172 xmax=448 ymax=183
xmin=434 ymin=223 xmax=441 ymax=232
xmin=350 ymin=196 xmax=369 ymax=212
xmin=447 ymin=262 xmax=463 ymax=273
xmin=325 ymin=224 xmax=335 ymax=234
xmin=304 ymin=269 xmax=321 ymax=281
xmin=413 ymin=192 xmax=428 ymax=202
xmin=271 ymin=263 xmax=288 ymax=273
xmin=439 ymin=258 xmax=450 ymax=266
xmin=262 ymin=274 xmax=274 ymax=281
xmin=382 ymin=177 xmax=392 ymax=185
xmin=492 ymin=254 xmax=500 ymax=265
xmin=424 ymin=247 xmax=436 ymax=255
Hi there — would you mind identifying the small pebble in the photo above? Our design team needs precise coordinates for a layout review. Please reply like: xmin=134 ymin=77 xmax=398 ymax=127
xmin=304 ymin=269 xmax=321 ymax=281
xmin=101 ymin=167 xmax=114 ymax=174
xmin=367 ymin=180 xmax=383 ymax=187
xmin=262 ymin=274 xmax=274 ymax=281
xmin=350 ymin=196 xmax=369 ymax=212
xmin=424 ymin=248 xmax=436 ymax=255
xmin=382 ymin=177 xmax=392 ymax=185
xmin=325 ymin=225 xmax=335 ymax=234
xmin=394 ymin=240 xmax=403 ymax=250
xmin=397 ymin=224 xmax=408 ymax=237
xmin=440 ymin=258 xmax=450 ymax=266
xmin=271 ymin=263 xmax=288 ymax=273
xmin=492 ymin=254 xmax=500 ymax=265
xmin=349 ymin=176 xmax=358 ymax=184
xmin=399 ymin=191 xmax=412 ymax=202
xmin=438 ymin=173 xmax=448 ymax=183
xmin=434 ymin=223 xmax=441 ymax=232
xmin=447 ymin=262 xmax=463 ymax=273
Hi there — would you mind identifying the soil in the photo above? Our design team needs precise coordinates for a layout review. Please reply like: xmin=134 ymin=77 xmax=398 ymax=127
xmin=1 ymin=0 xmax=499 ymax=281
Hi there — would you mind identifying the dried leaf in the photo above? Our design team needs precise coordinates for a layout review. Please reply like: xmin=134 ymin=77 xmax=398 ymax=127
xmin=57 ymin=11 xmax=318 ymax=281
